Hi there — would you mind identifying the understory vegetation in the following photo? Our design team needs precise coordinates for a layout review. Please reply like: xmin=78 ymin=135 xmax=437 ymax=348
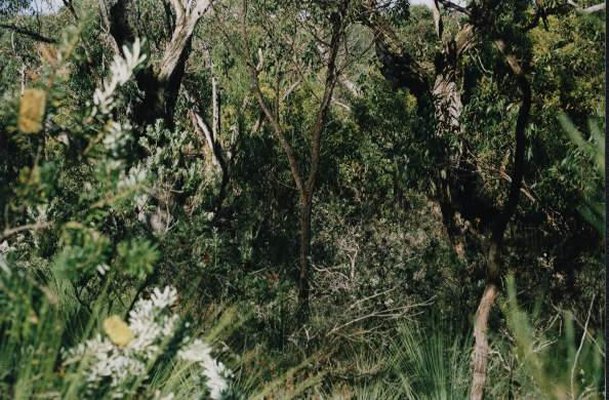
xmin=0 ymin=0 xmax=604 ymax=398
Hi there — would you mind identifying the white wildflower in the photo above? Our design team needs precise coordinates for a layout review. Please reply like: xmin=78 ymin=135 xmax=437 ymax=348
xmin=96 ymin=263 xmax=110 ymax=275
xmin=103 ymin=121 xmax=130 ymax=156
xmin=92 ymin=38 xmax=147 ymax=116
xmin=64 ymin=286 xmax=180 ymax=391
xmin=151 ymin=286 xmax=178 ymax=310
xmin=178 ymin=339 xmax=212 ymax=363
xmin=178 ymin=339 xmax=232 ymax=400
xmin=63 ymin=286 xmax=232 ymax=398
xmin=0 ymin=252 xmax=10 ymax=276
xmin=117 ymin=165 xmax=148 ymax=190
xmin=153 ymin=391 xmax=175 ymax=400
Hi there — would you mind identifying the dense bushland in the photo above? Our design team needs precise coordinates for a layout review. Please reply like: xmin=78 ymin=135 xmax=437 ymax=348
xmin=0 ymin=0 xmax=604 ymax=398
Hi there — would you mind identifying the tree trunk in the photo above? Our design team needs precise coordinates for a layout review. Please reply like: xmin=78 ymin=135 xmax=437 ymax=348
xmin=471 ymin=282 xmax=499 ymax=400
xmin=431 ymin=59 xmax=470 ymax=259
xmin=297 ymin=192 xmax=312 ymax=319
xmin=470 ymin=241 xmax=501 ymax=400
xmin=103 ymin=0 xmax=212 ymax=128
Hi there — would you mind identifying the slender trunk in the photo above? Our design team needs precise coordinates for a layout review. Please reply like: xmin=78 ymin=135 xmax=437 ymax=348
xmin=297 ymin=192 xmax=312 ymax=319
xmin=470 ymin=240 xmax=501 ymax=400
xmin=471 ymin=282 xmax=499 ymax=400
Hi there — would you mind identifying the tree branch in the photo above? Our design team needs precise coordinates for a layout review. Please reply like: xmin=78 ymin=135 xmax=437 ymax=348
xmin=0 ymin=222 xmax=52 ymax=242
xmin=0 ymin=23 xmax=57 ymax=43
xmin=491 ymin=39 xmax=532 ymax=242
xmin=241 ymin=0 xmax=304 ymax=193
xmin=438 ymin=0 xmax=471 ymax=16
xmin=568 ymin=0 xmax=606 ymax=13
xmin=306 ymin=2 xmax=347 ymax=193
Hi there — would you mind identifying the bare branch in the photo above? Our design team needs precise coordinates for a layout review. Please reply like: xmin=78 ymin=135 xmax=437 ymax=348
xmin=0 ymin=23 xmax=57 ymax=44
xmin=568 ymin=0 xmax=606 ymax=13
xmin=241 ymin=0 xmax=304 ymax=193
xmin=431 ymin=0 xmax=443 ymax=38
xmin=0 ymin=222 xmax=51 ymax=243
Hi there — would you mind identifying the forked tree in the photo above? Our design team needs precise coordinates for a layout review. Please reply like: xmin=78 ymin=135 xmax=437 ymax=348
xmin=214 ymin=0 xmax=352 ymax=318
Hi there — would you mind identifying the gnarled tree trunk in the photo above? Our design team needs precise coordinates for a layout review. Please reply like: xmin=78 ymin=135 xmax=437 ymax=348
xmin=362 ymin=5 xmax=532 ymax=398
xmin=469 ymin=39 xmax=531 ymax=400
xmin=101 ymin=0 xmax=213 ymax=128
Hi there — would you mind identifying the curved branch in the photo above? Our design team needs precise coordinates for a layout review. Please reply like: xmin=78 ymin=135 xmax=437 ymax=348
xmin=241 ymin=1 xmax=304 ymax=194
xmin=306 ymin=3 xmax=346 ymax=192
xmin=491 ymin=39 xmax=532 ymax=242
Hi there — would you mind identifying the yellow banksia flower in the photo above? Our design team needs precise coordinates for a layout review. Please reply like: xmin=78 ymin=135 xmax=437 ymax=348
xmin=19 ymin=89 xmax=47 ymax=134
xmin=103 ymin=315 xmax=134 ymax=347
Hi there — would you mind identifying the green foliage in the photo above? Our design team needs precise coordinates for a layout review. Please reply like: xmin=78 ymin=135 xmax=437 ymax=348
xmin=558 ymin=113 xmax=605 ymax=234
xmin=0 ymin=1 xmax=604 ymax=398
xmin=501 ymin=275 xmax=604 ymax=399
xmin=389 ymin=318 xmax=471 ymax=399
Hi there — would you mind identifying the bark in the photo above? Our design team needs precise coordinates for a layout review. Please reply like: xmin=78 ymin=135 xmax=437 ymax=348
xmin=362 ymin=6 xmax=480 ymax=253
xmin=0 ymin=23 xmax=57 ymax=43
xmin=471 ymin=277 xmax=499 ymax=400
xmin=431 ymin=35 xmax=467 ymax=256
xmin=102 ymin=0 xmax=213 ymax=128
xmin=362 ymin=6 xmax=532 ymax=398
xmin=297 ymin=193 xmax=313 ymax=318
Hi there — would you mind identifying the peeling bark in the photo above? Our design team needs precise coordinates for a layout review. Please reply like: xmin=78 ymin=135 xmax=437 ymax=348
xmin=102 ymin=0 xmax=213 ymax=127
xmin=471 ymin=279 xmax=499 ymax=400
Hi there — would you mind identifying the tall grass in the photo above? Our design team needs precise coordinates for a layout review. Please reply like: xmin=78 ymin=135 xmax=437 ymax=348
xmin=500 ymin=275 xmax=604 ymax=400
xmin=0 ymin=258 xmax=239 ymax=399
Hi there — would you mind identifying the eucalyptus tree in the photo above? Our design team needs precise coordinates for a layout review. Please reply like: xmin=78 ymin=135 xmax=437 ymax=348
xmin=358 ymin=0 xmax=604 ymax=397
xmin=211 ymin=0 xmax=354 ymax=318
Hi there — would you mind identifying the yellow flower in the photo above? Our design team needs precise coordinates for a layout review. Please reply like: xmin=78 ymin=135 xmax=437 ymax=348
xmin=19 ymin=89 xmax=47 ymax=134
xmin=103 ymin=315 xmax=134 ymax=347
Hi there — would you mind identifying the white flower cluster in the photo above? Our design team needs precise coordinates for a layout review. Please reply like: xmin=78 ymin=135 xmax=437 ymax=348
xmin=0 ymin=241 xmax=10 ymax=275
xmin=63 ymin=286 xmax=232 ymax=399
xmin=103 ymin=121 xmax=131 ymax=157
xmin=117 ymin=164 xmax=148 ymax=191
xmin=63 ymin=286 xmax=180 ymax=396
xmin=178 ymin=339 xmax=233 ymax=399
xmin=92 ymin=38 xmax=147 ymax=116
